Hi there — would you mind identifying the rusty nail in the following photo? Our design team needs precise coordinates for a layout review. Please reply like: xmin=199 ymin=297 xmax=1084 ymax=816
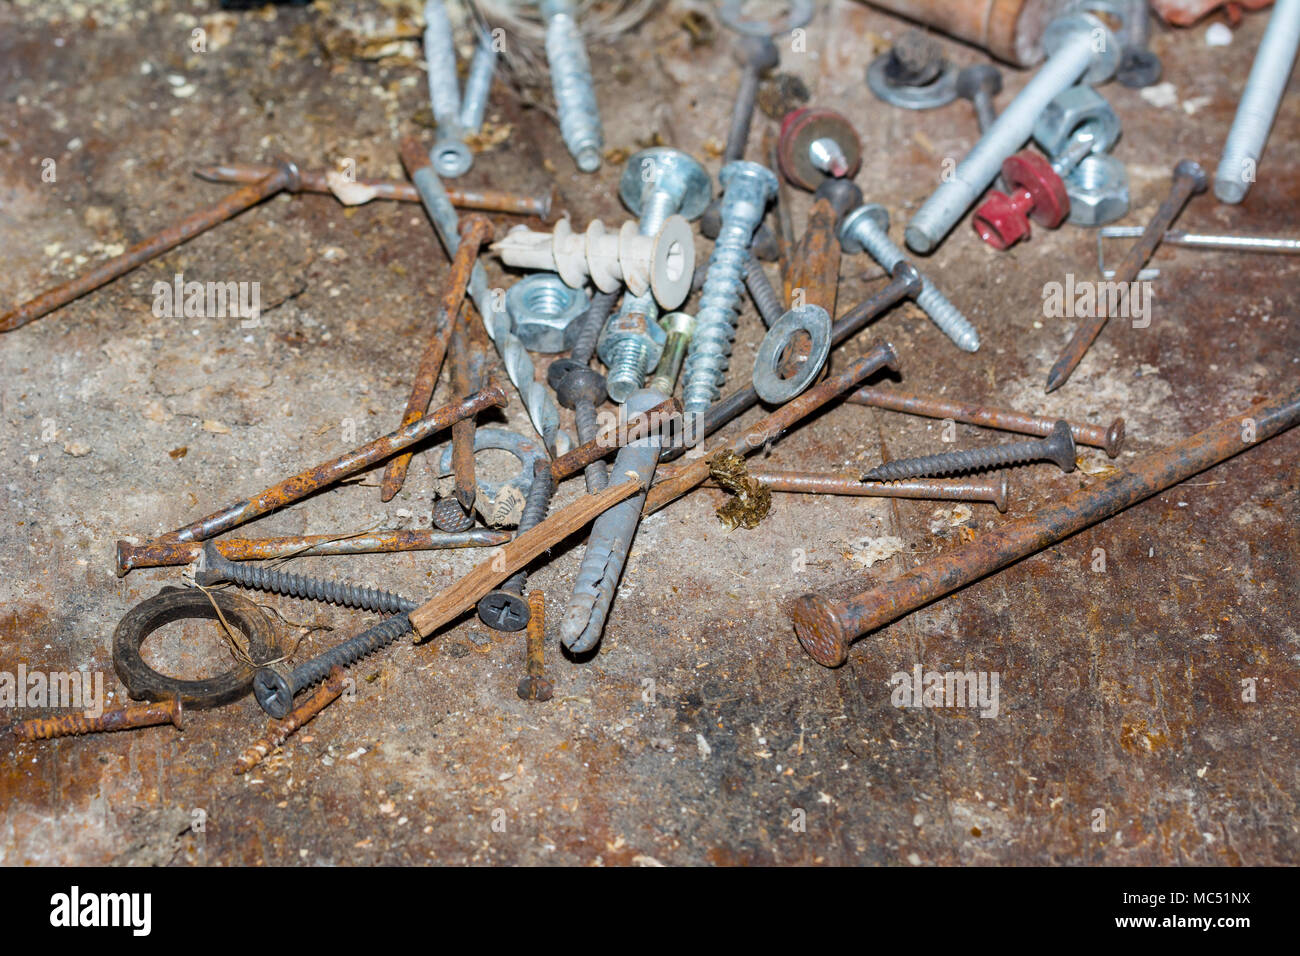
xmin=234 ymin=667 xmax=346 ymax=775
xmin=1 ymin=160 xmax=301 ymax=333
xmin=848 ymin=385 xmax=1125 ymax=457
xmin=13 ymin=697 xmax=183 ymax=742
xmin=380 ymin=214 xmax=494 ymax=502
xmin=792 ymin=386 xmax=1300 ymax=667
xmin=708 ymin=469 xmax=1010 ymax=513
xmin=517 ymin=590 xmax=554 ymax=701
xmin=550 ymin=395 xmax=681 ymax=482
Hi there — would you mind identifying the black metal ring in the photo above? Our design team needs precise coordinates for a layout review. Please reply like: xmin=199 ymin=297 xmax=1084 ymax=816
xmin=112 ymin=587 xmax=281 ymax=710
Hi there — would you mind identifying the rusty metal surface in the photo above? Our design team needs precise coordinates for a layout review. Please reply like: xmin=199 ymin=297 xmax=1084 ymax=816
xmin=0 ymin=1 xmax=1297 ymax=868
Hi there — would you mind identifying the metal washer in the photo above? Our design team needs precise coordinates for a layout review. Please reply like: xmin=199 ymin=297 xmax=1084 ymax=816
xmin=867 ymin=54 xmax=959 ymax=110
xmin=753 ymin=305 xmax=832 ymax=404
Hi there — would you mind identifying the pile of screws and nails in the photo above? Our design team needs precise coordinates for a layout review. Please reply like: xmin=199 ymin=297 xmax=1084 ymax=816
xmin=5 ymin=0 xmax=1299 ymax=772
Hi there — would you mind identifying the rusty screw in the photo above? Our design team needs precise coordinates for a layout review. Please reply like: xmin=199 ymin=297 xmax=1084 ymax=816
xmin=517 ymin=590 xmax=554 ymax=701
xmin=1 ymin=159 xmax=301 ymax=333
xmin=862 ymin=420 xmax=1077 ymax=481
xmin=13 ymin=698 xmax=183 ymax=742
xmin=235 ymin=667 xmax=346 ymax=775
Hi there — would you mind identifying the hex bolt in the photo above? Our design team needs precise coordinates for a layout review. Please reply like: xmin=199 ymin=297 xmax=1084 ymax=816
xmin=13 ymin=698 xmax=183 ymax=742
xmin=423 ymin=0 xmax=473 ymax=178
xmin=1214 ymin=0 xmax=1300 ymax=204
xmin=1 ymin=158 xmax=301 ymax=333
xmin=905 ymin=12 xmax=1119 ymax=254
xmin=542 ymin=0 xmax=604 ymax=172
xmin=1047 ymin=159 xmax=1207 ymax=392
xmin=196 ymin=542 xmax=416 ymax=616
xmin=862 ymin=420 xmax=1077 ymax=482
xmin=477 ymin=459 xmax=556 ymax=632
xmin=971 ymin=152 xmax=1070 ymax=250
xmin=647 ymin=311 xmax=696 ymax=395
xmin=517 ymin=590 xmax=555 ymax=702
xmin=839 ymin=204 xmax=980 ymax=352
xmin=793 ymin=388 xmax=1300 ymax=667
xmin=599 ymin=308 xmax=667 ymax=404
xmin=1117 ymin=0 xmax=1162 ymax=88
xmin=560 ymin=388 xmax=667 ymax=654
xmin=234 ymin=668 xmax=346 ymax=775
xmin=847 ymin=385 xmax=1125 ymax=457
xmin=459 ymin=30 xmax=498 ymax=134
xmin=682 ymin=160 xmax=779 ymax=415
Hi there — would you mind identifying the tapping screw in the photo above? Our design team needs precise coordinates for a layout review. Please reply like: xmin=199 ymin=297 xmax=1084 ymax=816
xmin=542 ymin=0 xmax=604 ymax=172
xmin=548 ymin=357 xmax=610 ymax=492
xmin=905 ymin=12 xmax=1118 ymax=254
xmin=459 ymin=29 xmax=498 ymax=134
xmin=477 ymin=459 xmax=557 ymax=632
xmin=838 ymin=204 xmax=980 ymax=353
xmin=861 ymin=420 xmax=1077 ymax=482
xmin=681 ymin=160 xmax=779 ymax=415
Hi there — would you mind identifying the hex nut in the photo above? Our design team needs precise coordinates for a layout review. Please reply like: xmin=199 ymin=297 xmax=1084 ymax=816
xmin=1034 ymin=85 xmax=1121 ymax=159
xmin=505 ymin=273 xmax=590 ymax=354
xmin=1065 ymin=153 xmax=1130 ymax=227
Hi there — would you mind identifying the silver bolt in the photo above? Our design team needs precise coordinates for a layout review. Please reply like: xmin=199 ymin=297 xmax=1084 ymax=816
xmin=682 ymin=160 xmax=778 ymax=415
xmin=542 ymin=0 xmax=604 ymax=173
xmin=839 ymin=204 xmax=980 ymax=353
xmin=1214 ymin=0 xmax=1300 ymax=204
xmin=599 ymin=310 xmax=666 ymax=404
xmin=905 ymin=12 xmax=1118 ymax=254
xmin=423 ymin=0 xmax=473 ymax=179
xmin=459 ymin=30 xmax=498 ymax=135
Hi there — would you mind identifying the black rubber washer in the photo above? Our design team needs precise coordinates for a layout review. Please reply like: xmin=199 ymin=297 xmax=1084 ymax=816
xmin=113 ymin=587 xmax=281 ymax=710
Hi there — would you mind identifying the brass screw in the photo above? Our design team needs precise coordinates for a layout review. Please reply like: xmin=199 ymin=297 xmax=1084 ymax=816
xmin=234 ymin=667 xmax=347 ymax=775
xmin=13 ymin=698 xmax=183 ymax=742
xmin=517 ymin=590 xmax=554 ymax=702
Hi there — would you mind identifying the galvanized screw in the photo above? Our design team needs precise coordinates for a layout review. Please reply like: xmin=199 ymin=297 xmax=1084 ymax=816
xmin=839 ymin=204 xmax=980 ymax=352
xmin=862 ymin=420 xmax=1077 ymax=481
xmin=542 ymin=0 xmax=604 ymax=172
xmin=1214 ymin=0 xmax=1300 ymax=204
xmin=905 ymin=12 xmax=1118 ymax=253
xmin=423 ymin=0 xmax=473 ymax=178
xmin=459 ymin=29 xmax=498 ymax=134
xmin=682 ymin=160 xmax=778 ymax=415
xmin=599 ymin=309 xmax=667 ymax=404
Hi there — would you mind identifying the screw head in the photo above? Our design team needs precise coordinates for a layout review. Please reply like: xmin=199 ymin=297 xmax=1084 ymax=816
xmin=478 ymin=590 xmax=531 ymax=632
xmin=619 ymin=148 xmax=713 ymax=222
xmin=737 ymin=34 xmax=779 ymax=72
xmin=1003 ymin=151 xmax=1070 ymax=228
xmin=838 ymin=203 xmax=889 ymax=253
xmin=553 ymin=365 xmax=607 ymax=409
xmin=890 ymin=261 xmax=923 ymax=298
xmin=1117 ymin=46 xmax=1162 ymax=88
xmin=253 ymin=667 xmax=294 ymax=720
xmin=955 ymin=64 xmax=1002 ymax=102
xmin=1044 ymin=420 xmax=1078 ymax=473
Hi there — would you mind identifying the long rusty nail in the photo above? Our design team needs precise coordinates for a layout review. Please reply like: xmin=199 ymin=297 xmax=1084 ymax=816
xmin=1045 ymin=159 xmax=1208 ymax=392
xmin=550 ymin=395 xmax=682 ymax=482
xmin=114 ymin=528 xmax=509 ymax=576
xmin=13 ymin=698 xmax=183 ymax=741
xmin=708 ymin=469 xmax=1010 ymax=512
xmin=234 ymin=667 xmax=346 ymax=775
xmin=379 ymin=214 xmax=494 ymax=502
xmin=848 ymin=386 xmax=1125 ymax=457
xmin=448 ymin=305 xmax=482 ymax=515
xmin=193 ymin=161 xmax=556 ymax=220
xmin=517 ymin=590 xmax=554 ymax=701
xmin=149 ymin=384 xmax=506 ymax=546
xmin=1 ymin=160 xmax=301 ymax=333
xmin=792 ymin=386 xmax=1300 ymax=668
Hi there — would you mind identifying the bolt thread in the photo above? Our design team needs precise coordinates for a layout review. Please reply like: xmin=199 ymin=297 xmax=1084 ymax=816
xmin=849 ymin=220 xmax=980 ymax=352
xmin=424 ymin=0 xmax=461 ymax=126
xmin=459 ymin=34 xmax=497 ymax=133
xmin=289 ymin=614 xmax=412 ymax=695
xmin=606 ymin=338 xmax=650 ymax=402
xmin=683 ymin=217 xmax=755 ymax=413
xmin=863 ymin=436 xmax=1052 ymax=481
xmin=544 ymin=2 xmax=603 ymax=171
xmin=201 ymin=547 xmax=415 ymax=615
xmin=744 ymin=253 xmax=784 ymax=328
xmin=639 ymin=189 xmax=676 ymax=236
xmin=501 ymin=461 xmax=557 ymax=594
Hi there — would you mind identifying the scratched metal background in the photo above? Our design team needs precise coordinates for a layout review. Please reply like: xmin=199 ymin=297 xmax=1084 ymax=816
xmin=0 ymin=0 xmax=1296 ymax=865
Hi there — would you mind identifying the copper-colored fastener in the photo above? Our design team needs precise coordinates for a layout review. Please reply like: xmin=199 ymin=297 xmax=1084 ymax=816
xmin=13 ymin=698 xmax=183 ymax=742
xmin=114 ymin=528 xmax=509 ymax=576
xmin=379 ymin=215 xmax=494 ymax=502
xmin=791 ymin=386 xmax=1300 ymax=668
xmin=1 ymin=160 xmax=301 ymax=333
xmin=848 ymin=385 xmax=1125 ymax=457
xmin=517 ymin=590 xmax=554 ymax=701
xmin=707 ymin=469 xmax=1010 ymax=512
xmin=146 ymin=384 xmax=506 ymax=547
xmin=193 ymin=161 xmax=556 ymax=220
xmin=234 ymin=667 xmax=346 ymax=775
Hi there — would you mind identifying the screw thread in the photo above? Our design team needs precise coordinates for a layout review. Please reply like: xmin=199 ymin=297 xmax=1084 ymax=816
xmin=744 ymin=253 xmax=784 ymax=328
xmin=863 ymin=435 xmax=1053 ymax=482
xmin=501 ymin=461 xmax=557 ymax=595
xmin=423 ymin=0 xmax=461 ymax=125
xmin=200 ymin=546 xmax=415 ymax=615
xmin=289 ymin=614 xmax=413 ymax=695
xmin=544 ymin=2 xmax=604 ymax=171
xmin=850 ymin=220 xmax=980 ymax=352
xmin=606 ymin=337 xmax=651 ymax=402
xmin=571 ymin=290 xmax=619 ymax=366
xmin=683 ymin=217 xmax=755 ymax=413
xmin=574 ymin=400 xmax=610 ymax=492
xmin=459 ymin=34 xmax=497 ymax=133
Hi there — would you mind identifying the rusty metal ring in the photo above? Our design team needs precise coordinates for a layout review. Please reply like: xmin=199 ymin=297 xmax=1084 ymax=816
xmin=113 ymin=587 xmax=280 ymax=710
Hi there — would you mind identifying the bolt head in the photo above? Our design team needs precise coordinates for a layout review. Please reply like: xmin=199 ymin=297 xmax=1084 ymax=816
xmin=619 ymin=148 xmax=713 ymax=222
xmin=659 ymin=310 xmax=696 ymax=338
xmin=597 ymin=308 xmax=667 ymax=366
xmin=1003 ymin=151 xmax=1070 ymax=228
xmin=890 ymin=261 xmax=923 ymax=298
xmin=1043 ymin=13 xmax=1119 ymax=86
xmin=838 ymin=203 xmax=888 ymax=254
xmin=955 ymin=64 xmax=1002 ymax=101
xmin=814 ymin=177 xmax=864 ymax=220
xmin=478 ymin=590 xmax=531 ymax=632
